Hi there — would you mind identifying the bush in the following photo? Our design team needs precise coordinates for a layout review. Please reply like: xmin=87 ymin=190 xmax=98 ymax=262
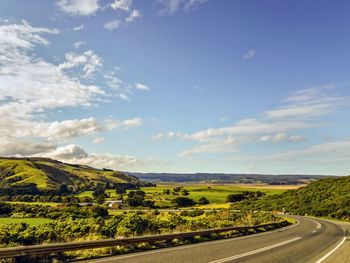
xmin=198 ymin=197 xmax=209 ymax=205
xmin=171 ymin=197 xmax=196 ymax=207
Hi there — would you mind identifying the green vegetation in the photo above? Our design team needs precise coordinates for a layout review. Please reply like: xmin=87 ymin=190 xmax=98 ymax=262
xmin=238 ymin=176 xmax=350 ymax=221
xmin=0 ymin=217 xmax=52 ymax=226
xmin=0 ymin=204 xmax=282 ymax=262
xmin=74 ymin=185 xmax=287 ymax=209
xmin=0 ymin=157 xmax=149 ymax=192
xmin=139 ymin=185 xmax=284 ymax=208
xmin=171 ymin=197 xmax=196 ymax=207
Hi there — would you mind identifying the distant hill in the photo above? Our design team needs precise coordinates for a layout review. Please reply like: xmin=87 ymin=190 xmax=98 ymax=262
xmin=0 ymin=157 xmax=148 ymax=192
xmin=238 ymin=175 xmax=350 ymax=221
xmin=127 ymin=172 xmax=334 ymax=185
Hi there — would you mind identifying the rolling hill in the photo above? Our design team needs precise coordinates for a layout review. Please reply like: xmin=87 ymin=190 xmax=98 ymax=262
xmin=238 ymin=175 xmax=350 ymax=221
xmin=128 ymin=172 xmax=333 ymax=185
xmin=0 ymin=157 xmax=148 ymax=191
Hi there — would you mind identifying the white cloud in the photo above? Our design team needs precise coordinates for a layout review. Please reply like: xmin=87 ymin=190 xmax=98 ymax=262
xmin=135 ymin=83 xmax=150 ymax=91
xmin=0 ymin=21 xmax=104 ymax=118
xmin=47 ymin=144 xmax=164 ymax=171
xmin=59 ymin=50 xmax=103 ymax=79
xmin=243 ymin=49 xmax=257 ymax=60
xmin=157 ymin=0 xmax=208 ymax=15
xmin=73 ymin=24 xmax=84 ymax=31
xmin=259 ymin=133 xmax=306 ymax=143
xmin=125 ymin=10 xmax=141 ymax=23
xmin=155 ymin=85 xmax=347 ymax=159
xmin=0 ymin=117 xmax=102 ymax=140
xmin=152 ymin=131 xmax=181 ymax=142
xmin=227 ymin=140 xmax=350 ymax=166
xmin=0 ymin=138 xmax=57 ymax=156
xmin=104 ymin=20 xmax=121 ymax=30
xmin=73 ymin=41 xmax=86 ymax=49
xmin=184 ymin=0 xmax=208 ymax=12
xmin=287 ymin=135 xmax=306 ymax=142
xmin=0 ymin=21 xmax=107 ymax=145
xmin=264 ymin=85 xmax=347 ymax=119
xmin=111 ymin=0 xmax=133 ymax=11
xmin=56 ymin=0 xmax=100 ymax=16
xmin=119 ymin=93 xmax=130 ymax=100
xmin=92 ymin=137 xmax=105 ymax=144
xmin=47 ymin=144 xmax=88 ymax=159
xmin=178 ymin=136 xmax=244 ymax=159
xmin=106 ymin=117 xmax=142 ymax=130
xmin=104 ymin=74 xmax=123 ymax=89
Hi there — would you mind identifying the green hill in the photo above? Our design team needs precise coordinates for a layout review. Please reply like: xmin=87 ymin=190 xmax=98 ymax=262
xmin=239 ymin=175 xmax=350 ymax=221
xmin=0 ymin=157 xmax=147 ymax=191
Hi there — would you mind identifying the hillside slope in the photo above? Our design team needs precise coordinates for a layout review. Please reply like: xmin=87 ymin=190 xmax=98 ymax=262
xmin=0 ymin=157 xmax=147 ymax=191
xmin=129 ymin=172 xmax=333 ymax=185
xmin=239 ymin=175 xmax=350 ymax=221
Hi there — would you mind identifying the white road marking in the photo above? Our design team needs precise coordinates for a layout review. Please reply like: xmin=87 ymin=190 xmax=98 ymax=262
xmin=306 ymin=218 xmax=322 ymax=233
xmin=85 ymin=221 xmax=300 ymax=263
xmin=315 ymin=236 xmax=347 ymax=263
xmin=208 ymin=237 xmax=303 ymax=263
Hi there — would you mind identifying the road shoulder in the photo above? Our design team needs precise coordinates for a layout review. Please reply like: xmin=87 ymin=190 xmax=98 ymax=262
xmin=313 ymin=218 xmax=350 ymax=263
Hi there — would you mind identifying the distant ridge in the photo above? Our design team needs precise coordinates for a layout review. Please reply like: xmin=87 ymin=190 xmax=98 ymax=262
xmin=128 ymin=172 xmax=335 ymax=185
xmin=0 ymin=157 xmax=148 ymax=191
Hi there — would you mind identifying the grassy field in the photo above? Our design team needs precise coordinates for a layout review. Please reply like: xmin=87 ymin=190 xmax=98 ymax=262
xmin=141 ymin=185 xmax=287 ymax=207
xmin=5 ymin=201 xmax=61 ymax=207
xmin=75 ymin=184 xmax=291 ymax=208
xmin=0 ymin=218 xmax=52 ymax=226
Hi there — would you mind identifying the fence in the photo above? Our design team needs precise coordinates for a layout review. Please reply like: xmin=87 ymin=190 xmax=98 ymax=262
xmin=0 ymin=221 xmax=288 ymax=259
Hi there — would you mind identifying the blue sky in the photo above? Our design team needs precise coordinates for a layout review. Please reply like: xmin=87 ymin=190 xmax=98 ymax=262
xmin=0 ymin=0 xmax=349 ymax=175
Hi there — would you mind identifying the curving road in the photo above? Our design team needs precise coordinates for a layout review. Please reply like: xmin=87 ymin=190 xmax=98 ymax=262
xmin=83 ymin=216 xmax=346 ymax=263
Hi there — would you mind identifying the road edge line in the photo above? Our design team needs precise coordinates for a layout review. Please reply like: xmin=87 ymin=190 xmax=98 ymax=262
xmin=315 ymin=236 xmax=347 ymax=263
xmin=86 ymin=221 xmax=300 ymax=263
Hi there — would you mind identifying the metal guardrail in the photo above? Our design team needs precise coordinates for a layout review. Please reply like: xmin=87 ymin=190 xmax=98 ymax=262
xmin=0 ymin=221 xmax=288 ymax=259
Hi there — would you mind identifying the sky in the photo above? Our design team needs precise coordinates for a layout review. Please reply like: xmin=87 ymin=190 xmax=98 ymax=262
xmin=0 ymin=0 xmax=349 ymax=175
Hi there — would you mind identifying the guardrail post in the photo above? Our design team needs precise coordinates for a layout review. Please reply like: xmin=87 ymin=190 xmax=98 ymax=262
xmin=0 ymin=221 xmax=289 ymax=260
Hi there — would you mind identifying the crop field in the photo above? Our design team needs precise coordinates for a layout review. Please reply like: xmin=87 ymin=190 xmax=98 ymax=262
xmin=0 ymin=217 xmax=52 ymax=226
xmin=75 ymin=184 xmax=290 ymax=208
xmin=140 ymin=185 xmax=286 ymax=206
xmin=5 ymin=201 xmax=61 ymax=207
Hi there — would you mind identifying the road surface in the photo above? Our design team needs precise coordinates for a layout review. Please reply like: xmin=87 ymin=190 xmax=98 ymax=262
xmin=83 ymin=216 xmax=346 ymax=263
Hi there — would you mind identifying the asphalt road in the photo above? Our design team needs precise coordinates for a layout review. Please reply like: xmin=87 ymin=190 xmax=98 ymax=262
xmin=83 ymin=216 xmax=345 ymax=263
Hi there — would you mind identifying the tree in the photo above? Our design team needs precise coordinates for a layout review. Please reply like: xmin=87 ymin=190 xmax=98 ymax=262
xmin=226 ymin=194 xmax=245 ymax=203
xmin=115 ymin=185 xmax=127 ymax=199
xmin=92 ymin=188 xmax=105 ymax=199
xmin=96 ymin=194 xmax=105 ymax=205
xmin=173 ymin=187 xmax=182 ymax=192
xmin=89 ymin=205 xmax=108 ymax=218
xmin=171 ymin=197 xmax=196 ymax=207
xmin=181 ymin=189 xmax=189 ymax=196
xmin=59 ymin=184 xmax=69 ymax=195
xmin=142 ymin=200 xmax=155 ymax=208
xmin=126 ymin=191 xmax=146 ymax=207
xmin=0 ymin=202 xmax=11 ymax=215
xmin=198 ymin=197 xmax=209 ymax=205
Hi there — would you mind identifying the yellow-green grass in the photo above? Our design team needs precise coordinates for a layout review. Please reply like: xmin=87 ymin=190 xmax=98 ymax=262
xmin=76 ymin=185 xmax=288 ymax=206
xmin=37 ymin=162 xmax=128 ymax=184
xmin=195 ymin=203 xmax=231 ymax=209
xmin=75 ymin=190 xmax=123 ymax=200
xmin=0 ymin=218 xmax=52 ymax=226
xmin=0 ymin=159 xmax=49 ymax=188
xmin=140 ymin=185 xmax=286 ymax=204
xmin=5 ymin=201 xmax=61 ymax=207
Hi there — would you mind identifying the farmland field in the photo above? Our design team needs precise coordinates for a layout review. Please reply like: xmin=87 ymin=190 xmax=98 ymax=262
xmin=75 ymin=184 xmax=296 ymax=207
xmin=0 ymin=218 xmax=52 ymax=226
